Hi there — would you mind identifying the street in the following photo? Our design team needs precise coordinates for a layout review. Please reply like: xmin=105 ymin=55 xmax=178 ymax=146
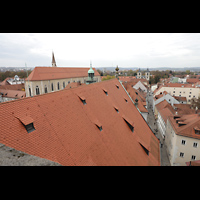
xmin=146 ymin=91 xmax=171 ymax=166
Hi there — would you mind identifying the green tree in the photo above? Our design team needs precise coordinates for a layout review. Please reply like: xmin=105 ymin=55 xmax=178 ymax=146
xmin=154 ymin=75 xmax=160 ymax=84
xmin=102 ymin=75 xmax=115 ymax=81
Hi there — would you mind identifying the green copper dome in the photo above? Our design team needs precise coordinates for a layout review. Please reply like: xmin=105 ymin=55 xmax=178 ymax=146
xmin=88 ymin=67 xmax=94 ymax=74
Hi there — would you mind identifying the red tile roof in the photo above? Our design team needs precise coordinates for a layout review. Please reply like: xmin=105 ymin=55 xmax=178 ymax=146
xmin=0 ymin=77 xmax=12 ymax=85
xmin=25 ymin=67 xmax=100 ymax=81
xmin=186 ymin=78 xmax=199 ymax=84
xmin=0 ymin=89 xmax=25 ymax=99
xmin=124 ymin=83 xmax=148 ymax=113
xmin=0 ymin=78 xmax=160 ymax=166
xmin=168 ymin=114 xmax=200 ymax=139
xmin=0 ymin=84 xmax=25 ymax=91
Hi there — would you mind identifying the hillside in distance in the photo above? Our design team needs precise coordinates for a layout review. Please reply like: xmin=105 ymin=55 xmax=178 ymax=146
xmin=96 ymin=67 xmax=200 ymax=72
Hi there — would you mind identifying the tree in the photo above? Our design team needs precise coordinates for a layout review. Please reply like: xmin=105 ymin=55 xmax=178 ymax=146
xmin=102 ymin=75 xmax=115 ymax=81
xmin=97 ymin=69 xmax=103 ymax=76
xmin=191 ymin=97 xmax=200 ymax=110
xmin=154 ymin=75 xmax=161 ymax=84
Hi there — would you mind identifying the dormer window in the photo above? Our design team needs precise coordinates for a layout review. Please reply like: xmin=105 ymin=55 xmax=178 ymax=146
xmin=103 ymin=89 xmax=108 ymax=96
xmin=16 ymin=115 xmax=35 ymax=133
xmin=114 ymin=106 xmax=119 ymax=113
xmin=94 ymin=120 xmax=103 ymax=132
xmin=124 ymin=98 xmax=128 ymax=103
xmin=194 ymin=126 xmax=200 ymax=135
xmin=77 ymin=94 xmax=86 ymax=105
xmin=122 ymin=115 xmax=134 ymax=132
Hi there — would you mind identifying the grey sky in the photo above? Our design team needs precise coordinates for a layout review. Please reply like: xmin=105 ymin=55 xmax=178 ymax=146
xmin=0 ymin=33 xmax=200 ymax=68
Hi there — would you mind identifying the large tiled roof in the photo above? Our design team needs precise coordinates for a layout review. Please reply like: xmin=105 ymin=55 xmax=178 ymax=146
xmin=0 ymin=79 xmax=160 ymax=166
xmin=25 ymin=67 xmax=100 ymax=81
xmin=168 ymin=114 xmax=200 ymax=139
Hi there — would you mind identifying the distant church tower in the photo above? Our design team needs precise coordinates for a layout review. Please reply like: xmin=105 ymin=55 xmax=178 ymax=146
xmin=145 ymin=68 xmax=150 ymax=81
xmin=52 ymin=52 xmax=57 ymax=67
xmin=137 ymin=68 xmax=141 ymax=79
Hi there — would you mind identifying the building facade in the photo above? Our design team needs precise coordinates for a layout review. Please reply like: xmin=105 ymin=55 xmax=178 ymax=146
xmin=165 ymin=114 xmax=200 ymax=166
xmin=137 ymin=68 xmax=150 ymax=81
xmin=154 ymin=83 xmax=200 ymax=104
xmin=25 ymin=54 xmax=101 ymax=97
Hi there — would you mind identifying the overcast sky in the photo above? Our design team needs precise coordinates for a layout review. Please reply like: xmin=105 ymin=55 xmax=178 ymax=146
xmin=0 ymin=33 xmax=200 ymax=69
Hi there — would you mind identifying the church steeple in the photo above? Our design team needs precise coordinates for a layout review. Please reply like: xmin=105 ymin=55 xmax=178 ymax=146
xmin=52 ymin=51 xmax=57 ymax=67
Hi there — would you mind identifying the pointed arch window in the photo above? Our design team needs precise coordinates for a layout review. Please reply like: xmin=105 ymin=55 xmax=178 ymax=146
xmin=28 ymin=85 xmax=31 ymax=97
xmin=57 ymin=82 xmax=60 ymax=90
xmin=51 ymin=83 xmax=54 ymax=91
xmin=36 ymin=86 xmax=40 ymax=95
xmin=44 ymin=85 xmax=48 ymax=93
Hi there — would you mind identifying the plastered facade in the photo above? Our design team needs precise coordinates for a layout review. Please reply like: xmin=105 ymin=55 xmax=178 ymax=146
xmin=165 ymin=120 xmax=200 ymax=166
xmin=25 ymin=76 xmax=101 ymax=97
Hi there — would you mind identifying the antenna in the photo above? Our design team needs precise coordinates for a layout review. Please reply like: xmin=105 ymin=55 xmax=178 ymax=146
xmin=25 ymin=63 xmax=31 ymax=97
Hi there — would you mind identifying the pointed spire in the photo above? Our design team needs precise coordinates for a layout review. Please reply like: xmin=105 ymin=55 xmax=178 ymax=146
xmin=52 ymin=51 xmax=57 ymax=67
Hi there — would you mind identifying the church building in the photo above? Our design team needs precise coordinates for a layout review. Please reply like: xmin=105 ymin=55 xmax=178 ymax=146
xmin=137 ymin=68 xmax=150 ymax=81
xmin=25 ymin=53 xmax=101 ymax=97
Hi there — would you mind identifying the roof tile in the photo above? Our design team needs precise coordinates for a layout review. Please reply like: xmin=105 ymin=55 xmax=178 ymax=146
xmin=0 ymin=78 xmax=160 ymax=166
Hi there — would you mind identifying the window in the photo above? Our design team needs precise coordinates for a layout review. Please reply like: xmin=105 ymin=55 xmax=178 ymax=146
xmin=57 ymin=82 xmax=60 ymax=90
xmin=103 ymin=89 xmax=108 ymax=96
xmin=28 ymin=86 xmax=31 ymax=97
xmin=17 ymin=116 xmax=35 ymax=134
xmin=116 ymin=85 xmax=119 ymax=89
xmin=78 ymin=95 xmax=86 ymax=105
xmin=193 ymin=142 xmax=198 ymax=148
xmin=191 ymin=155 xmax=196 ymax=160
xmin=63 ymin=82 xmax=65 ymax=88
xmin=180 ymin=152 xmax=184 ymax=157
xmin=51 ymin=83 xmax=54 ymax=91
xmin=36 ymin=86 xmax=40 ymax=95
xmin=193 ymin=96 xmax=195 ymax=98
xmin=190 ymin=92 xmax=192 ymax=94
xmin=94 ymin=120 xmax=103 ymax=132
xmin=180 ymin=91 xmax=181 ymax=93
xmin=181 ymin=140 xmax=186 ymax=145
xmin=25 ymin=123 xmax=36 ymax=133
xmin=96 ymin=124 xmax=103 ymax=131
xmin=189 ymin=95 xmax=191 ymax=97
xmin=123 ymin=117 xmax=134 ymax=132
xmin=44 ymin=85 xmax=48 ymax=93
xmin=173 ymin=91 xmax=175 ymax=93
xmin=124 ymin=98 xmax=128 ymax=103
xmin=139 ymin=143 xmax=149 ymax=156
xmin=68 ymin=81 xmax=70 ymax=84
xmin=114 ymin=106 xmax=119 ymax=113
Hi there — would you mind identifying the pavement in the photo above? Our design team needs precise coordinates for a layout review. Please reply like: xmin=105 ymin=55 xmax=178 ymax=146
xmin=146 ymin=91 xmax=171 ymax=166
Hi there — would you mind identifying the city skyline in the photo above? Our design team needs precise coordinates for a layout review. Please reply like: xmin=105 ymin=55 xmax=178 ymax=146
xmin=1 ymin=33 xmax=200 ymax=68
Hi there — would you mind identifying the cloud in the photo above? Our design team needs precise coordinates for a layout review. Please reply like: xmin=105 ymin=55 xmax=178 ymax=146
xmin=1 ymin=33 xmax=200 ymax=68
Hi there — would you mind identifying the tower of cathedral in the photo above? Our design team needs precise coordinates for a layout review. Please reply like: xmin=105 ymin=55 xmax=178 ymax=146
xmin=137 ymin=68 xmax=142 ymax=79
xmin=52 ymin=52 xmax=57 ymax=67
xmin=145 ymin=68 xmax=150 ymax=81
